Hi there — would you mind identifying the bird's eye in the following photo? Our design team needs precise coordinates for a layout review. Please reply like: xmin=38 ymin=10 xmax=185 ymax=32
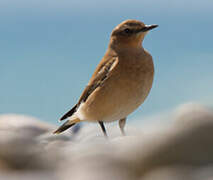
xmin=124 ymin=28 xmax=131 ymax=33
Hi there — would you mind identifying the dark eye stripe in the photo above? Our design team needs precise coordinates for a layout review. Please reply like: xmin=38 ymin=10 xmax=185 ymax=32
xmin=124 ymin=28 xmax=131 ymax=33
xmin=124 ymin=28 xmax=142 ymax=34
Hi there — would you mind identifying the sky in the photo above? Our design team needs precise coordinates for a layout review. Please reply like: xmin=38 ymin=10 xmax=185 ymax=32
xmin=0 ymin=0 xmax=213 ymax=124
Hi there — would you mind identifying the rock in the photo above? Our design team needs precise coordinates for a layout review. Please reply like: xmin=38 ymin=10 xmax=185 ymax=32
xmin=0 ymin=114 xmax=54 ymax=138
xmin=60 ymin=103 xmax=213 ymax=180
xmin=0 ymin=103 xmax=213 ymax=180
xmin=0 ymin=114 xmax=59 ymax=177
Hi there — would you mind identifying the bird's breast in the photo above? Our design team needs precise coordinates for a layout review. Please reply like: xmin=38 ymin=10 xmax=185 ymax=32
xmin=117 ymin=56 xmax=154 ymax=108
xmin=78 ymin=53 xmax=154 ymax=122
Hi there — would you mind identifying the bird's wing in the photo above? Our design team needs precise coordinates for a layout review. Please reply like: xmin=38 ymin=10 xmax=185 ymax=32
xmin=59 ymin=104 xmax=77 ymax=121
xmin=60 ymin=56 xmax=118 ymax=121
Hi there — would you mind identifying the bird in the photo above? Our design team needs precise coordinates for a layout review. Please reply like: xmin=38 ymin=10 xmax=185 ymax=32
xmin=54 ymin=19 xmax=158 ymax=137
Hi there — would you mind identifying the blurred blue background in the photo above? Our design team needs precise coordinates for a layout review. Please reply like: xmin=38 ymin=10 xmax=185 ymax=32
xmin=0 ymin=0 xmax=212 ymax=124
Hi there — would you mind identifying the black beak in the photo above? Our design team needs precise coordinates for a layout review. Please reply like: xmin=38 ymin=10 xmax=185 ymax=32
xmin=141 ymin=24 xmax=158 ymax=32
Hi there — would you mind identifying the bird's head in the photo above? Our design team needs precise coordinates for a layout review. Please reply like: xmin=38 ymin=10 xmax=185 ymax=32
xmin=110 ymin=20 xmax=158 ymax=49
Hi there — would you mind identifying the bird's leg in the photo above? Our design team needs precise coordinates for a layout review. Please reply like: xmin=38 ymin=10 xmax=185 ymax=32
xmin=119 ymin=118 xmax=126 ymax=136
xmin=98 ymin=121 xmax=108 ymax=137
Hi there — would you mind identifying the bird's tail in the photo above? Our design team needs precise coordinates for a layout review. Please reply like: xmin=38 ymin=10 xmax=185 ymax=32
xmin=53 ymin=117 xmax=80 ymax=134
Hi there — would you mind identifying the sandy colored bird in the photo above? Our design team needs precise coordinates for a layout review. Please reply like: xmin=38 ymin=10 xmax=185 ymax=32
xmin=54 ymin=19 xmax=158 ymax=136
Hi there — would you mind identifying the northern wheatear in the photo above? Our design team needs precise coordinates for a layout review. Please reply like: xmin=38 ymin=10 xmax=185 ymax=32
xmin=54 ymin=20 xmax=158 ymax=136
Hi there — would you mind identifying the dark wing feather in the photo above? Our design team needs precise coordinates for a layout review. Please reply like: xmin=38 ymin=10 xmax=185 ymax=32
xmin=78 ymin=57 xmax=117 ymax=103
xmin=60 ymin=104 xmax=77 ymax=121
xmin=60 ymin=56 xmax=117 ymax=121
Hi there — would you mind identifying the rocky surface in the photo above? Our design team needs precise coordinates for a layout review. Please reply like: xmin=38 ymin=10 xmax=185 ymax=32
xmin=0 ymin=103 xmax=213 ymax=180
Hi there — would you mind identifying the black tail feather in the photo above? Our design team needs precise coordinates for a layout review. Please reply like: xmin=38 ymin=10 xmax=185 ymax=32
xmin=53 ymin=120 xmax=76 ymax=134
xmin=60 ymin=104 xmax=77 ymax=121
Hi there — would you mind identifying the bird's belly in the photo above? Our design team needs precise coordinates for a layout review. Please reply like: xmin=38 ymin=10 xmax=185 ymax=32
xmin=103 ymin=78 xmax=153 ymax=122
xmin=76 ymin=69 xmax=154 ymax=122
